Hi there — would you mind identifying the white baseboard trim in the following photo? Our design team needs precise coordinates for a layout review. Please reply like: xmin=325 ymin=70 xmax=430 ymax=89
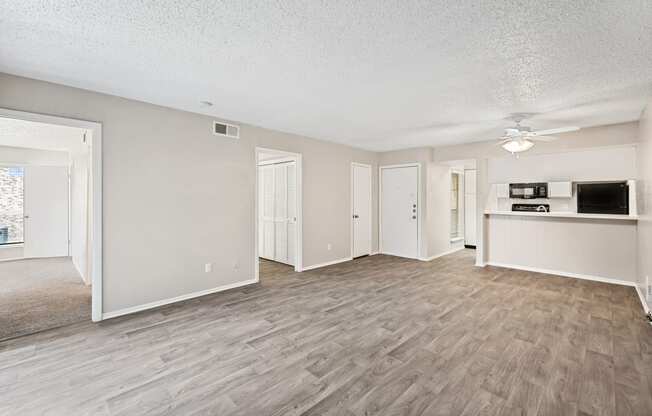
xmin=102 ymin=278 xmax=258 ymax=320
xmin=420 ymin=246 xmax=464 ymax=262
xmin=635 ymin=286 xmax=650 ymax=315
xmin=303 ymin=257 xmax=353 ymax=271
xmin=485 ymin=261 xmax=637 ymax=288
xmin=370 ymin=251 xmax=380 ymax=256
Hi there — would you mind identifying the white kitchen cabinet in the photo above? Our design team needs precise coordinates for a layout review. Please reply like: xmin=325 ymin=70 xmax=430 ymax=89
xmin=496 ymin=183 xmax=509 ymax=199
xmin=548 ymin=181 xmax=572 ymax=198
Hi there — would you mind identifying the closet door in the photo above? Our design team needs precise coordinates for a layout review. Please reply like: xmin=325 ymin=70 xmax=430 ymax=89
xmin=259 ymin=165 xmax=276 ymax=260
xmin=273 ymin=163 xmax=289 ymax=264
xmin=286 ymin=162 xmax=297 ymax=265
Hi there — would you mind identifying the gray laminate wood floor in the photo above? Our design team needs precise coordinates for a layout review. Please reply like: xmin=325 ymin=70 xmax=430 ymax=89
xmin=1 ymin=249 xmax=651 ymax=415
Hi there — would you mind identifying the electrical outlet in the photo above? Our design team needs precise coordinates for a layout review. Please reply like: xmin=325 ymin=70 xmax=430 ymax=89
xmin=234 ymin=262 xmax=240 ymax=271
xmin=204 ymin=263 xmax=212 ymax=273
xmin=327 ymin=243 xmax=332 ymax=251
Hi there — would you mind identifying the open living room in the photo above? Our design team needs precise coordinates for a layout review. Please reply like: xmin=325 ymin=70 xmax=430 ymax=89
xmin=1 ymin=2 xmax=652 ymax=415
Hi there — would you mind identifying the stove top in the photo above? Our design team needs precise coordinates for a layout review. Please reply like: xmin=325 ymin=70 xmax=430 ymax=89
xmin=512 ymin=203 xmax=550 ymax=212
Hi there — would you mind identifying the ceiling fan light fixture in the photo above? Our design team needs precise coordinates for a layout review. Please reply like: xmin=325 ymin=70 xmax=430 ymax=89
xmin=502 ymin=139 xmax=534 ymax=154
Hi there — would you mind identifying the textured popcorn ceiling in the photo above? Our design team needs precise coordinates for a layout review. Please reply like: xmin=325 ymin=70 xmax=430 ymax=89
xmin=1 ymin=1 xmax=651 ymax=151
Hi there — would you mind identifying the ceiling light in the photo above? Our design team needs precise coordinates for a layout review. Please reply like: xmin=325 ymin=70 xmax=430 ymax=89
xmin=502 ymin=139 xmax=534 ymax=154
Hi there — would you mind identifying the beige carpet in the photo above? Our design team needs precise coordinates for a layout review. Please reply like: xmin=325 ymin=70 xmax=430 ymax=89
xmin=0 ymin=257 xmax=91 ymax=341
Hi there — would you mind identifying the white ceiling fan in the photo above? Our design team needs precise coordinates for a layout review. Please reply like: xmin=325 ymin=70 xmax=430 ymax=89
xmin=499 ymin=118 xmax=579 ymax=154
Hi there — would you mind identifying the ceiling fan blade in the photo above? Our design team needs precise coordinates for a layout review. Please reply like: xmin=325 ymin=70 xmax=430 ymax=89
xmin=529 ymin=135 xmax=558 ymax=142
xmin=531 ymin=126 xmax=579 ymax=136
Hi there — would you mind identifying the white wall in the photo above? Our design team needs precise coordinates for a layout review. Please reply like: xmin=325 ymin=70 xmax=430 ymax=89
xmin=488 ymin=145 xmax=637 ymax=184
xmin=637 ymin=99 xmax=652 ymax=310
xmin=70 ymin=149 xmax=90 ymax=283
xmin=0 ymin=73 xmax=379 ymax=315
xmin=487 ymin=215 xmax=637 ymax=283
xmin=426 ymin=163 xmax=453 ymax=258
xmin=0 ymin=145 xmax=68 ymax=166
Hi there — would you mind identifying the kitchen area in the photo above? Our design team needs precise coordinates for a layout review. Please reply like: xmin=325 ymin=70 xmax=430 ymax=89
xmin=482 ymin=145 xmax=639 ymax=284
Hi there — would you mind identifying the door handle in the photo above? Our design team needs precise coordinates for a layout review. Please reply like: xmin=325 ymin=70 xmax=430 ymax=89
xmin=353 ymin=214 xmax=359 ymax=219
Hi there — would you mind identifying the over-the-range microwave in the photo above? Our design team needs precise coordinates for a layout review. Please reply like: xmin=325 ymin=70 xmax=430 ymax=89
xmin=509 ymin=183 xmax=548 ymax=199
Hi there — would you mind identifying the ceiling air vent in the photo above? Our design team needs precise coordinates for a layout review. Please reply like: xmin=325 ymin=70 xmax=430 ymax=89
xmin=213 ymin=121 xmax=240 ymax=139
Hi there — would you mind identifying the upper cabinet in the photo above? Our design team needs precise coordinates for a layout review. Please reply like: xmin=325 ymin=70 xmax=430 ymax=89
xmin=548 ymin=181 xmax=572 ymax=198
xmin=496 ymin=183 xmax=509 ymax=199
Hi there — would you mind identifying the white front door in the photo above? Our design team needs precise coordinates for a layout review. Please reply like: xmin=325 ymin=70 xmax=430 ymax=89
xmin=352 ymin=164 xmax=371 ymax=258
xmin=23 ymin=166 xmax=69 ymax=258
xmin=381 ymin=165 xmax=419 ymax=258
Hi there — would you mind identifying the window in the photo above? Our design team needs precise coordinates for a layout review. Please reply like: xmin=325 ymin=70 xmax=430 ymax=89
xmin=450 ymin=172 xmax=462 ymax=240
xmin=0 ymin=166 xmax=24 ymax=245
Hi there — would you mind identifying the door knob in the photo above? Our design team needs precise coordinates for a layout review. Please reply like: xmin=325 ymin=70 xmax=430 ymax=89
xmin=353 ymin=214 xmax=359 ymax=218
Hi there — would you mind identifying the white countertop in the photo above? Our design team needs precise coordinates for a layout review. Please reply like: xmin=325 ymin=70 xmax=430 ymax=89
xmin=484 ymin=210 xmax=638 ymax=221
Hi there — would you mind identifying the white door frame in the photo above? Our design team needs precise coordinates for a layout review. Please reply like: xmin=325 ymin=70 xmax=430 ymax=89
xmin=0 ymin=108 xmax=103 ymax=322
xmin=350 ymin=162 xmax=372 ymax=258
xmin=254 ymin=147 xmax=303 ymax=278
xmin=379 ymin=163 xmax=421 ymax=259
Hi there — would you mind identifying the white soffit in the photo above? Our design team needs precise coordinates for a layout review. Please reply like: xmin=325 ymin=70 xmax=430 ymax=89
xmin=1 ymin=1 xmax=651 ymax=151
xmin=0 ymin=117 xmax=86 ymax=153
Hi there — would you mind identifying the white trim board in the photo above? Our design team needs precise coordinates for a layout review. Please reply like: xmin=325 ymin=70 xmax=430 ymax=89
xmin=0 ymin=107 xmax=103 ymax=322
xmin=636 ymin=286 xmax=651 ymax=315
xmin=102 ymin=279 xmax=257 ymax=320
xmin=420 ymin=246 xmax=464 ymax=262
xmin=485 ymin=262 xmax=636 ymax=287
xmin=302 ymin=256 xmax=353 ymax=271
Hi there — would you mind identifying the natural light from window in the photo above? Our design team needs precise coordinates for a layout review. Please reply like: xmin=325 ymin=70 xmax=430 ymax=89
xmin=0 ymin=166 xmax=24 ymax=245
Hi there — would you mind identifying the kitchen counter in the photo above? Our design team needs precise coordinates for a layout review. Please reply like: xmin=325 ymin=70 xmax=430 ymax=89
xmin=484 ymin=210 xmax=637 ymax=283
xmin=485 ymin=210 xmax=637 ymax=221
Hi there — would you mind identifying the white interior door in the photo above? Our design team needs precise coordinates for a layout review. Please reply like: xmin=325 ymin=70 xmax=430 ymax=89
xmin=258 ymin=161 xmax=296 ymax=266
xmin=352 ymin=164 xmax=371 ymax=258
xmin=23 ymin=166 xmax=69 ymax=258
xmin=274 ymin=163 xmax=289 ymax=263
xmin=381 ymin=166 xmax=418 ymax=258
xmin=259 ymin=165 xmax=276 ymax=260
xmin=464 ymin=169 xmax=477 ymax=246
xmin=286 ymin=162 xmax=297 ymax=266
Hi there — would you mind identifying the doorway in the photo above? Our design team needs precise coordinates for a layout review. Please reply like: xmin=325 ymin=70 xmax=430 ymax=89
xmin=0 ymin=108 xmax=102 ymax=336
xmin=255 ymin=147 xmax=302 ymax=282
xmin=380 ymin=164 xmax=420 ymax=259
xmin=351 ymin=163 xmax=372 ymax=258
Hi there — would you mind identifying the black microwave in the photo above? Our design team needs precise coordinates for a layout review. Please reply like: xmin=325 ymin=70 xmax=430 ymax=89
xmin=509 ymin=183 xmax=548 ymax=199
xmin=577 ymin=182 xmax=629 ymax=215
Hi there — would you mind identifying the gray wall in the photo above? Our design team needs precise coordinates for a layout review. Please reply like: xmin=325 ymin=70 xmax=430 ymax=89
xmin=0 ymin=73 xmax=378 ymax=314
xmin=637 ymin=99 xmax=652 ymax=310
